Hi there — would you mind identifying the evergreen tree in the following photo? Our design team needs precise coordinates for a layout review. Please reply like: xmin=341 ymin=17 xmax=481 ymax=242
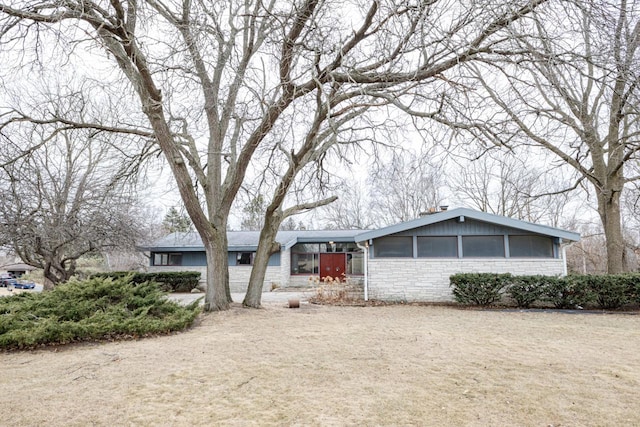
xmin=163 ymin=207 xmax=193 ymax=234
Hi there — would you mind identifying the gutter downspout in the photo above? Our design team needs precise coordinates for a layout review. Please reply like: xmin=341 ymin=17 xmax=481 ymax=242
xmin=356 ymin=241 xmax=369 ymax=301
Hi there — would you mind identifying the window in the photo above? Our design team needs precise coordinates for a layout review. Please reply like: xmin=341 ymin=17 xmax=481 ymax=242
xmin=236 ymin=252 xmax=254 ymax=265
xmin=291 ymin=242 xmax=362 ymax=275
xmin=291 ymin=253 xmax=318 ymax=274
xmin=346 ymin=253 xmax=364 ymax=275
xmin=153 ymin=253 xmax=182 ymax=266
xmin=373 ymin=236 xmax=413 ymax=258
xmin=292 ymin=243 xmax=319 ymax=253
xmin=462 ymin=236 xmax=505 ymax=257
xmin=509 ymin=235 xmax=553 ymax=258
xmin=417 ymin=236 xmax=458 ymax=257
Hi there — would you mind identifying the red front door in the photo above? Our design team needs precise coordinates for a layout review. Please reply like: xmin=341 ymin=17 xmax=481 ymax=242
xmin=320 ymin=253 xmax=346 ymax=280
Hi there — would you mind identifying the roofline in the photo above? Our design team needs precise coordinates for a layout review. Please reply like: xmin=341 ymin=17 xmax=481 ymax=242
xmin=137 ymin=246 xmax=204 ymax=252
xmin=355 ymin=207 xmax=580 ymax=242
xmin=282 ymin=235 xmax=361 ymax=250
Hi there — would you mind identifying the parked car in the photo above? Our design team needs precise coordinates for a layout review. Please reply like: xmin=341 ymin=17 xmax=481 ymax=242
xmin=0 ymin=273 xmax=17 ymax=288
xmin=13 ymin=281 xmax=36 ymax=289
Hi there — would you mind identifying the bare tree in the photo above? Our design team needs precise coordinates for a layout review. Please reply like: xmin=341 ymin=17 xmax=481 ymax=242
xmin=450 ymin=150 xmax=576 ymax=226
xmin=320 ymin=181 xmax=374 ymax=230
xmin=0 ymin=129 xmax=145 ymax=286
xmin=368 ymin=151 xmax=444 ymax=225
xmin=1 ymin=0 xmax=548 ymax=309
xmin=426 ymin=0 xmax=640 ymax=273
xmin=239 ymin=195 xmax=266 ymax=232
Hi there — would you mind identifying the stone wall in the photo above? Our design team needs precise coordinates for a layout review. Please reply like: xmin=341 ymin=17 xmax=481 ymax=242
xmin=228 ymin=266 xmax=282 ymax=293
xmin=367 ymin=258 xmax=566 ymax=302
xmin=280 ymin=249 xmax=291 ymax=287
xmin=147 ymin=265 xmax=281 ymax=293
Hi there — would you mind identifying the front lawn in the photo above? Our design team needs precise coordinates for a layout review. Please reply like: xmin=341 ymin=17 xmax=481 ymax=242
xmin=1 ymin=304 xmax=638 ymax=425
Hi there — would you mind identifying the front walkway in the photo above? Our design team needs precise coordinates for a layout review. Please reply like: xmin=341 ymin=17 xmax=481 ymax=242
xmin=168 ymin=289 xmax=314 ymax=305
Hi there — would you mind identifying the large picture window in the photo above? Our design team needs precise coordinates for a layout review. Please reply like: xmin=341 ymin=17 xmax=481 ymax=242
xmin=153 ymin=253 xmax=182 ymax=266
xmin=373 ymin=236 xmax=413 ymax=258
xmin=417 ymin=236 xmax=458 ymax=257
xmin=291 ymin=253 xmax=318 ymax=274
xmin=462 ymin=236 xmax=505 ymax=258
xmin=509 ymin=235 xmax=553 ymax=258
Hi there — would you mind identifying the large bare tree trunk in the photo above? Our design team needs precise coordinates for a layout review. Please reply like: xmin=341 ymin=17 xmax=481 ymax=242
xmin=203 ymin=230 xmax=231 ymax=311
xmin=597 ymin=187 xmax=625 ymax=274
xmin=243 ymin=218 xmax=280 ymax=308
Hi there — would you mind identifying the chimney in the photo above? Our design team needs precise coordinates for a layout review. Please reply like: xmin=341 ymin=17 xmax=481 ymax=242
xmin=440 ymin=205 xmax=449 ymax=211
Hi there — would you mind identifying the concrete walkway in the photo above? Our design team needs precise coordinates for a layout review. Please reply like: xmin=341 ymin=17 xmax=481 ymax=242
xmin=168 ymin=289 xmax=314 ymax=306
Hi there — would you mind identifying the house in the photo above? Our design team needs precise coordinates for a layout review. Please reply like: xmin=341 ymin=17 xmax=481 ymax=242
xmin=0 ymin=262 xmax=37 ymax=278
xmin=142 ymin=229 xmax=365 ymax=292
xmin=355 ymin=207 xmax=579 ymax=302
xmin=141 ymin=208 xmax=580 ymax=302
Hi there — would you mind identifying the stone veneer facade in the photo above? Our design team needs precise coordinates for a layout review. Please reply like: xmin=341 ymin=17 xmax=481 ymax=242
xmin=367 ymin=258 xmax=566 ymax=302
xmin=148 ymin=265 xmax=281 ymax=293
xmin=149 ymin=256 xmax=566 ymax=301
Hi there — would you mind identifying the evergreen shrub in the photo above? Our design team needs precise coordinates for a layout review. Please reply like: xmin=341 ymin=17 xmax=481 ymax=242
xmin=0 ymin=276 xmax=201 ymax=351
xmin=449 ymin=273 xmax=512 ymax=306
xmin=507 ymin=275 xmax=550 ymax=308
xmin=91 ymin=271 xmax=201 ymax=292
xmin=450 ymin=272 xmax=639 ymax=310
xmin=581 ymin=274 xmax=637 ymax=309
xmin=540 ymin=275 xmax=593 ymax=309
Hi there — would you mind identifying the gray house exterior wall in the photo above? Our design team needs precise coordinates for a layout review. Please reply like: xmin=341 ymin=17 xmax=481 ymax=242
xmin=366 ymin=258 xmax=565 ymax=302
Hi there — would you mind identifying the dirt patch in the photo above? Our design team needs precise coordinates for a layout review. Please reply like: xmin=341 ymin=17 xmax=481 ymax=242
xmin=1 ymin=304 xmax=639 ymax=426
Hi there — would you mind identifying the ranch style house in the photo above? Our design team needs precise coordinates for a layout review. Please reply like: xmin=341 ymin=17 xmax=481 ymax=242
xmin=141 ymin=207 xmax=580 ymax=302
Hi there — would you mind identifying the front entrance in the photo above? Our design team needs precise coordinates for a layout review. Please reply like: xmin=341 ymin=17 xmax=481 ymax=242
xmin=319 ymin=253 xmax=346 ymax=280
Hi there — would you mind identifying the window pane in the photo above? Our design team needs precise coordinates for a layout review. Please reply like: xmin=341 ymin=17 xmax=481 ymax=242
xmin=374 ymin=236 xmax=413 ymax=258
xmin=338 ymin=243 xmax=359 ymax=252
xmin=509 ymin=235 xmax=553 ymax=258
xmin=462 ymin=236 xmax=505 ymax=257
xmin=154 ymin=253 xmax=182 ymax=266
xmin=169 ymin=254 xmax=182 ymax=265
xmin=417 ymin=236 xmax=458 ymax=257
xmin=153 ymin=253 xmax=163 ymax=266
xmin=291 ymin=253 xmax=317 ymax=274
xmin=347 ymin=253 xmax=364 ymax=275
xmin=236 ymin=252 xmax=253 ymax=265
xmin=292 ymin=243 xmax=320 ymax=253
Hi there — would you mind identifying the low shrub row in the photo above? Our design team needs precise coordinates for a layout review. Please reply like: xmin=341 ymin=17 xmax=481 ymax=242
xmin=450 ymin=273 xmax=640 ymax=309
xmin=0 ymin=276 xmax=201 ymax=351
xmin=91 ymin=271 xmax=201 ymax=293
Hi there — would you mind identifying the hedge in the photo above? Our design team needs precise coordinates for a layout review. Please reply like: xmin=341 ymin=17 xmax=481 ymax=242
xmin=449 ymin=273 xmax=512 ymax=306
xmin=450 ymin=272 xmax=640 ymax=309
xmin=91 ymin=271 xmax=201 ymax=293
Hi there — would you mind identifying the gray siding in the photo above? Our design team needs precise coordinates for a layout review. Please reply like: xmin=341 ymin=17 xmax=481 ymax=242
xmin=394 ymin=218 xmax=533 ymax=237
xmin=371 ymin=218 xmax=560 ymax=259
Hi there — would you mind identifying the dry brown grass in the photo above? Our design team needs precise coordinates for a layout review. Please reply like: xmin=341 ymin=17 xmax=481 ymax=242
xmin=1 ymin=303 xmax=639 ymax=426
